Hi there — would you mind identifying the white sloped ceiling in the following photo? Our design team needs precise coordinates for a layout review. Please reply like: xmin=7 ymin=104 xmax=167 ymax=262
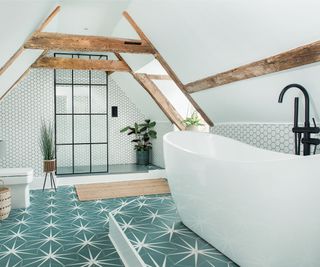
xmin=121 ymin=0 xmax=320 ymax=123
xmin=0 ymin=0 xmax=59 ymax=98
xmin=3 ymin=0 xmax=320 ymax=124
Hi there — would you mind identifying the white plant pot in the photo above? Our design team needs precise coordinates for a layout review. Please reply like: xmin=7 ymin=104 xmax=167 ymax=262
xmin=185 ymin=125 xmax=204 ymax=132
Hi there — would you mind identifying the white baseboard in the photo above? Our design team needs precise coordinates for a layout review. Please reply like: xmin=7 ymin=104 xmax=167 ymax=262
xmin=30 ymin=169 xmax=166 ymax=190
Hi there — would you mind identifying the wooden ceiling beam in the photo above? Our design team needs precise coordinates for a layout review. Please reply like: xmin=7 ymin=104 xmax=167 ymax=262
xmin=114 ymin=53 xmax=185 ymax=129
xmin=123 ymin=11 xmax=213 ymax=127
xmin=0 ymin=5 xmax=60 ymax=76
xmin=145 ymin=74 xmax=171 ymax=80
xmin=32 ymin=57 xmax=130 ymax=72
xmin=24 ymin=32 xmax=155 ymax=54
xmin=134 ymin=73 xmax=186 ymax=130
xmin=35 ymin=5 xmax=61 ymax=33
xmin=185 ymin=40 xmax=320 ymax=93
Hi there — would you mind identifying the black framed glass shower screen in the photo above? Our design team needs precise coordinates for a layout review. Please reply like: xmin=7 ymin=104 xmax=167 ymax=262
xmin=54 ymin=53 xmax=109 ymax=175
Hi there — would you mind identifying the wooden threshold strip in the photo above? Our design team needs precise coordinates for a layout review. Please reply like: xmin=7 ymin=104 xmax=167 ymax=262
xmin=75 ymin=178 xmax=170 ymax=201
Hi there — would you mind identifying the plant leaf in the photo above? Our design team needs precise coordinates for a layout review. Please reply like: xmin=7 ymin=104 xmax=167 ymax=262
xmin=149 ymin=121 xmax=156 ymax=127
xmin=140 ymin=126 xmax=147 ymax=132
xmin=120 ymin=126 xmax=130 ymax=133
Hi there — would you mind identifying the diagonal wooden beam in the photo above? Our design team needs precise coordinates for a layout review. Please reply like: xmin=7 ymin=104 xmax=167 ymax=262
xmin=24 ymin=32 xmax=156 ymax=54
xmin=114 ymin=53 xmax=131 ymax=69
xmin=35 ymin=5 xmax=61 ymax=33
xmin=145 ymin=74 xmax=171 ymax=80
xmin=0 ymin=5 xmax=60 ymax=76
xmin=0 ymin=67 xmax=31 ymax=102
xmin=114 ymin=53 xmax=185 ymax=129
xmin=134 ymin=73 xmax=186 ymax=130
xmin=0 ymin=48 xmax=24 ymax=76
xmin=0 ymin=51 xmax=48 ymax=102
xmin=123 ymin=11 xmax=213 ymax=127
xmin=185 ymin=40 xmax=320 ymax=93
xmin=32 ymin=57 xmax=130 ymax=72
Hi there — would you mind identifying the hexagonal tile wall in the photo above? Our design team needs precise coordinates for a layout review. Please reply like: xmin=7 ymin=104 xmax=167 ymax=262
xmin=0 ymin=69 xmax=153 ymax=177
xmin=212 ymin=123 xmax=320 ymax=155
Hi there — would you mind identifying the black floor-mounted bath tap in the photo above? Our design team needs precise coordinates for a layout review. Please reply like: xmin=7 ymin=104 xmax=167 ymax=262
xmin=278 ymin=83 xmax=320 ymax=155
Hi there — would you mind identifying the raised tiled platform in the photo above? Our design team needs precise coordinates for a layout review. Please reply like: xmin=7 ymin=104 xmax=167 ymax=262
xmin=57 ymin=164 xmax=163 ymax=176
xmin=109 ymin=195 xmax=238 ymax=267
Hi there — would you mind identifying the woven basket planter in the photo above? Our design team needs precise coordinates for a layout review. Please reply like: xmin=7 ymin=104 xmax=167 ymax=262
xmin=43 ymin=159 xmax=56 ymax=173
xmin=0 ymin=180 xmax=11 ymax=220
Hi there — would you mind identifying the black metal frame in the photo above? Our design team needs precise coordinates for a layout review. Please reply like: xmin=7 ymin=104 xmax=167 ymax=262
xmin=54 ymin=53 xmax=109 ymax=175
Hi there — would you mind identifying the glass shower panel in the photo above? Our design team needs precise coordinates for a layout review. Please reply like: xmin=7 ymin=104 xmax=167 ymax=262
xmin=74 ymin=70 xmax=89 ymax=84
xmin=91 ymin=144 xmax=108 ymax=172
xmin=74 ymin=145 xmax=90 ymax=173
xmin=56 ymin=115 xmax=72 ymax=144
xmin=91 ymin=86 xmax=107 ymax=113
xmin=56 ymin=85 xmax=72 ymax=114
xmin=74 ymin=115 xmax=90 ymax=143
xmin=56 ymin=69 xmax=72 ymax=84
xmin=55 ymin=53 xmax=108 ymax=175
xmin=91 ymin=115 xmax=107 ymax=143
xmin=56 ymin=145 xmax=73 ymax=174
xmin=74 ymin=85 xmax=89 ymax=113
xmin=91 ymin=67 xmax=107 ymax=84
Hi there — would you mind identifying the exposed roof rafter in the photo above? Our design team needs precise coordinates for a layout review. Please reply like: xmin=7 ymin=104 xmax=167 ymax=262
xmin=24 ymin=32 xmax=155 ymax=54
xmin=122 ymin=11 xmax=213 ymax=127
xmin=145 ymin=74 xmax=171 ymax=80
xmin=133 ymin=73 xmax=186 ymax=130
xmin=0 ymin=51 xmax=47 ymax=102
xmin=0 ymin=5 xmax=61 ymax=76
xmin=185 ymin=40 xmax=320 ymax=93
xmin=32 ymin=56 xmax=130 ymax=72
xmin=114 ymin=52 xmax=185 ymax=129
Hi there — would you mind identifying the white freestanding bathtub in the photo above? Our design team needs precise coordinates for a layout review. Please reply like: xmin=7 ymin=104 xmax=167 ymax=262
xmin=163 ymin=131 xmax=320 ymax=267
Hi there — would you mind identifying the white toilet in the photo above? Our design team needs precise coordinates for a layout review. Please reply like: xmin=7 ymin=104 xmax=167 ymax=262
xmin=0 ymin=168 xmax=33 ymax=209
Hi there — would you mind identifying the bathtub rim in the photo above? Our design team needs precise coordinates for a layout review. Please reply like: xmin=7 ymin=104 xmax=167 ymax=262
xmin=163 ymin=131 xmax=320 ymax=163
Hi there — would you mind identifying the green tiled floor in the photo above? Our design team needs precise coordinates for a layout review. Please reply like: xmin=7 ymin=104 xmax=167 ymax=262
xmin=112 ymin=196 xmax=238 ymax=267
xmin=0 ymin=187 xmax=126 ymax=267
xmin=0 ymin=186 xmax=237 ymax=267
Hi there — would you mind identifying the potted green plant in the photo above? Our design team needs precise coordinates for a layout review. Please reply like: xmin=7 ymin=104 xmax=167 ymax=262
xmin=40 ymin=121 xmax=56 ymax=172
xmin=182 ymin=112 xmax=204 ymax=131
xmin=120 ymin=119 xmax=157 ymax=165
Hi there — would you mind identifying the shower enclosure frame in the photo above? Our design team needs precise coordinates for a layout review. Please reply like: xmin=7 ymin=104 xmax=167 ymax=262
xmin=54 ymin=52 xmax=109 ymax=175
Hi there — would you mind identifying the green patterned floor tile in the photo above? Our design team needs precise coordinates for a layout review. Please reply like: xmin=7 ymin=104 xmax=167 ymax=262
xmin=1 ymin=186 xmax=238 ymax=267
xmin=0 ymin=186 xmax=125 ymax=267
xmin=112 ymin=195 xmax=238 ymax=267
